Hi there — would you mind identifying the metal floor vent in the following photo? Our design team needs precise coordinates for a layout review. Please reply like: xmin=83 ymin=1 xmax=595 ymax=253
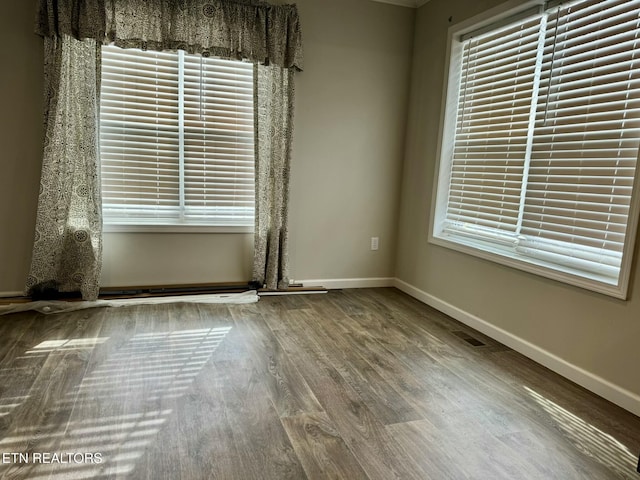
xmin=452 ymin=330 xmax=486 ymax=347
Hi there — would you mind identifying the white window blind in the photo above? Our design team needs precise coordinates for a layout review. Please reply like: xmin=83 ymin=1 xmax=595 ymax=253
xmin=100 ymin=46 xmax=255 ymax=227
xmin=446 ymin=15 xmax=544 ymax=245
xmin=435 ymin=0 xmax=640 ymax=295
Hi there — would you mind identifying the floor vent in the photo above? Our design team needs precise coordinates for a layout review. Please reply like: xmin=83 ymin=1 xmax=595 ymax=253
xmin=452 ymin=330 xmax=486 ymax=347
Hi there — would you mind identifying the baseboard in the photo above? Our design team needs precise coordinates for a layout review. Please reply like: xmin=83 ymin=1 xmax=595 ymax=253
xmin=296 ymin=277 xmax=395 ymax=290
xmin=393 ymin=278 xmax=640 ymax=418
xmin=0 ymin=291 xmax=24 ymax=299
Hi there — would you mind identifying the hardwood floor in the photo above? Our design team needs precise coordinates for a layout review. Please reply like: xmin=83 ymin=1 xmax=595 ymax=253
xmin=0 ymin=288 xmax=638 ymax=479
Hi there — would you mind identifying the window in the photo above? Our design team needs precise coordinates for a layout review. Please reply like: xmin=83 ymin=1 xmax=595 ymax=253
xmin=100 ymin=46 xmax=255 ymax=231
xmin=431 ymin=0 xmax=640 ymax=298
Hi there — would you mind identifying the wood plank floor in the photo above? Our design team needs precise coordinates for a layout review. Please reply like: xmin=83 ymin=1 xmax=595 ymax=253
xmin=0 ymin=288 xmax=638 ymax=479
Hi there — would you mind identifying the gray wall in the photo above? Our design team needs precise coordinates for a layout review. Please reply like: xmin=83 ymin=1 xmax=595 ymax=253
xmin=0 ymin=0 xmax=414 ymax=292
xmin=0 ymin=2 xmax=43 ymax=294
xmin=396 ymin=0 xmax=640 ymax=399
xmin=290 ymin=0 xmax=414 ymax=282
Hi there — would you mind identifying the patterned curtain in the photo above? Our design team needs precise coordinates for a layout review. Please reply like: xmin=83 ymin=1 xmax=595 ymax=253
xmin=36 ymin=0 xmax=303 ymax=69
xmin=31 ymin=0 xmax=302 ymax=298
xmin=103 ymin=0 xmax=303 ymax=69
xmin=26 ymin=35 xmax=102 ymax=300
xmin=252 ymin=65 xmax=295 ymax=290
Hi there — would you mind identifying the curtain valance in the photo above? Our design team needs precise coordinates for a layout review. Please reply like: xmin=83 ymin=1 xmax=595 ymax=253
xmin=36 ymin=0 xmax=106 ymax=40
xmin=35 ymin=0 xmax=303 ymax=70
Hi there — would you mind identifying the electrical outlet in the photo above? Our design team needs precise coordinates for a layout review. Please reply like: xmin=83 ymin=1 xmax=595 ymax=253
xmin=370 ymin=237 xmax=379 ymax=251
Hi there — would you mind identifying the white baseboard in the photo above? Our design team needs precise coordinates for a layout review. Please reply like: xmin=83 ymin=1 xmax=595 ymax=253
xmin=393 ymin=278 xmax=640 ymax=418
xmin=0 ymin=291 xmax=24 ymax=299
xmin=296 ymin=277 xmax=394 ymax=290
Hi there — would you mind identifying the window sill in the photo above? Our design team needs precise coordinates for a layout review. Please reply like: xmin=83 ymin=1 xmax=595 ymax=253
xmin=103 ymin=224 xmax=254 ymax=234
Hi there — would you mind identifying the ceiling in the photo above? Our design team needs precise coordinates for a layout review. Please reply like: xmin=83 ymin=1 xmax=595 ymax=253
xmin=369 ymin=0 xmax=430 ymax=7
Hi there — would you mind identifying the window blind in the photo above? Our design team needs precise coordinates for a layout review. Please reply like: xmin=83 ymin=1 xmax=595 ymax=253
xmin=441 ymin=0 xmax=640 ymax=286
xmin=100 ymin=46 xmax=255 ymax=226
xmin=519 ymin=0 xmax=640 ymax=278
xmin=446 ymin=15 xmax=544 ymax=246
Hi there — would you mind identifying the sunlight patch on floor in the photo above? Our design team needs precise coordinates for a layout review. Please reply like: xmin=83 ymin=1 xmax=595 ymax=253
xmin=0 ymin=326 xmax=232 ymax=479
xmin=525 ymin=386 xmax=637 ymax=478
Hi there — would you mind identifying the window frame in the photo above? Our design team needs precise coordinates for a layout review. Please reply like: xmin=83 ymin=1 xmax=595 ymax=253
xmin=429 ymin=0 xmax=640 ymax=299
xmin=99 ymin=46 xmax=256 ymax=234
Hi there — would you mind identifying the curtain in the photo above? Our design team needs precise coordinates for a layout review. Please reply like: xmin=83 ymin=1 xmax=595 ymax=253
xmin=26 ymin=35 xmax=103 ymax=300
xmin=32 ymin=0 xmax=302 ymax=297
xmin=103 ymin=0 xmax=303 ymax=69
xmin=252 ymin=65 xmax=295 ymax=290
xmin=36 ymin=0 xmax=303 ymax=69
xmin=36 ymin=0 xmax=106 ymax=39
